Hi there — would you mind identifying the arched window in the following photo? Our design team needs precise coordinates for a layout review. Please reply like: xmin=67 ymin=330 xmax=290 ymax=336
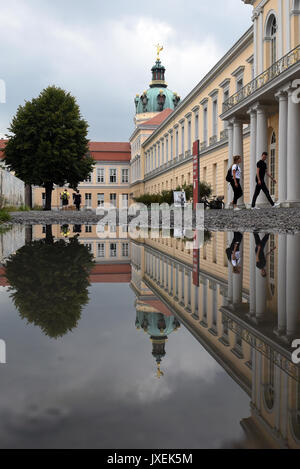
xmin=265 ymin=14 xmax=278 ymax=65
xmin=270 ymin=131 xmax=276 ymax=196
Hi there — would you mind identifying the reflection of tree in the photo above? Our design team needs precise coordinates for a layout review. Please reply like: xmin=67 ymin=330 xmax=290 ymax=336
xmin=5 ymin=232 xmax=94 ymax=338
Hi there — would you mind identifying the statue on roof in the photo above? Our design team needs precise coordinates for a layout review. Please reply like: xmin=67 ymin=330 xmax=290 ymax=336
xmin=155 ymin=43 xmax=164 ymax=61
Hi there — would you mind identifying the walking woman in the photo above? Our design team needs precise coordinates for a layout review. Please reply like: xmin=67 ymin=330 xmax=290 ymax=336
xmin=230 ymin=155 xmax=243 ymax=211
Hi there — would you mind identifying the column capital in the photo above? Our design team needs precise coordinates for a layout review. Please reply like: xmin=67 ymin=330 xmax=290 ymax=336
xmin=252 ymin=102 xmax=269 ymax=114
xmin=275 ymin=89 xmax=288 ymax=101
xmin=231 ymin=117 xmax=245 ymax=126
xmin=247 ymin=107 xmax=257 ymax=117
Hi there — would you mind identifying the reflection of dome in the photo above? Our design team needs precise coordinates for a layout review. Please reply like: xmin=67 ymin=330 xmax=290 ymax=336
xmin=134 ymin=59 xmax=180 ymax=115
xmin=135 ymin=308 xmax=181 ymax=378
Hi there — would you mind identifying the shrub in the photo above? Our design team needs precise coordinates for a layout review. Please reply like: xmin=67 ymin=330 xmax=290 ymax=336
xmin=0 ymin=209 xmax=11 ymax=223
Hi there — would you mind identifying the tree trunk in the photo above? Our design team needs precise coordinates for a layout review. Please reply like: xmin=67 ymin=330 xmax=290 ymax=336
xmin=25 ymin=225 xmax=32 ymax=245
xmin=25 ymin=185 xmax=32 ymax=208
xmin=45 ymin=225 xmax=53 ymax=244
xmin=44 ymin=183 xmax=53 ymax=211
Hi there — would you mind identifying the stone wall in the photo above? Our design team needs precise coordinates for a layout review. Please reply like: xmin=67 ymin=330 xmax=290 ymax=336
xmin=0 ymin=168 xmax=25 ymax=207
xmin=0 ymin=225 xmax=25 ymax=263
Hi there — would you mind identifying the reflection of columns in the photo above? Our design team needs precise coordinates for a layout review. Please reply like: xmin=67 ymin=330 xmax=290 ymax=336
xmin=256 ymin=105 xmax=269 ymax=206
xmin=233 ymin=242 xmax=243 ymax=306
xmin=201 ymin=277 xmax=208 ymax=326
xmin=275 ymin=235 xmax=287 ymax=336
xmin=249 ymin=235 xmax=256 ymax=316
xmin=226 ymin=123 xmax=234 ymax=207
xmin=286 ymin=234 xmax=300 ymax=338
xmin=232 ymin=119 xmax=244 ymax=205
xmin=210 ymin=281 xmax=218 ymax=329
xmin=255 ymin=269 xmax=267 ymax=322
xmin=276 ymin=90 xmax=288 ymax=205
xmin=249 ymin=109 xmax=257 ymax=204
xmin=227 ymin=232 xmax=233 ymax=304
xmin=286 ymin=86 xmax=300 ymax=206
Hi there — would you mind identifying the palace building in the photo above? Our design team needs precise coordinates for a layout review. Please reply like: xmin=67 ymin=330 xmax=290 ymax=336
xmin=130 ymin=0 xmax=300 ymax=207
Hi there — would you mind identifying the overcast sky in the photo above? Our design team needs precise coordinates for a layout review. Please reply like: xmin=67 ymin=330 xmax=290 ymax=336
xmin=0 ymin=0 xmax=252 ymax=142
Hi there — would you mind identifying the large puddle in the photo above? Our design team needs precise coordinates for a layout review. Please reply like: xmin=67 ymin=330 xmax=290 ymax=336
xmin=0 ymin=224 xmax=299 ymax=449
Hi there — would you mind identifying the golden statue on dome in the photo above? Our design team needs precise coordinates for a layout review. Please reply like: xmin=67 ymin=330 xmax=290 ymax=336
xmin=155 ymin=43 xmax=164 ymax=61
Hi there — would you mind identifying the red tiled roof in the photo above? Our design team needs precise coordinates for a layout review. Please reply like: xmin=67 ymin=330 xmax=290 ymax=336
xmin=90 ymin=264 xmax=131 ymax=283
xmin=0 ymin=264 xmax=132 ymax=286
xmin=142 ymin=298 xmax=173 ymax=317
xmin=0 ymin=140 xmax=131 ymax=162
xmin=143 ymin=108 xmax=173 ymax=127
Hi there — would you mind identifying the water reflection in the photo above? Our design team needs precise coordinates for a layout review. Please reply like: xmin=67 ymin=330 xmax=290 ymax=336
xmin=0 ymin=225 xmax=300 ymax=448
xmin=4 ymin=226 xmax=94 ymax=338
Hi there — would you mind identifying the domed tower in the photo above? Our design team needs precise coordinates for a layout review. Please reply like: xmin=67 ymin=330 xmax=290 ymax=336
xmin=135 ymin=305 xmax=181 ymax=378
xmin=134 ymin=45 xmax=180 ymax=126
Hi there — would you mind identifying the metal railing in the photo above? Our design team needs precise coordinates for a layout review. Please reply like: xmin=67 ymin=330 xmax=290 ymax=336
xmin=223 ymin=44 xmax=300 ymax=113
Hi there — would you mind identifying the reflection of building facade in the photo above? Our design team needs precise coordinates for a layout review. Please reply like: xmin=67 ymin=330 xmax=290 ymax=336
xmin=130 ymin=1 xmax=300 ymax=207
xmin=32 ymin=225 xmax=132 ymax=283
xmin=130 ymin=232 xmax=300 ymax=449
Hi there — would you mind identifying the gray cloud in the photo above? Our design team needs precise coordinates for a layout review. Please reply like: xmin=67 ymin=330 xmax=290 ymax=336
xmin=0 ymin=0 xmax=252 ymax=141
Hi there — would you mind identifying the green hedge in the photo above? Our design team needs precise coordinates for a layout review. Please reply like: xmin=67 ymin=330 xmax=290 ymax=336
xmin=133 ymin=182 xmax=212 ymax=206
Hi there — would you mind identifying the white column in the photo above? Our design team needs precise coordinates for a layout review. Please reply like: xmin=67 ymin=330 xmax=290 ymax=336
xmin=259 ymin=10 xmax=264 ymax=74
xmin=255 ymin=268 xmax=267 ymax=322
xmin=278 ymin=0 xmax=283 ymax=59
xmin=249 ymin=109 xmax=257 ymax=204
xmin=249 ymin=235 xmax=256 ymax=316
xmin=286 ymin=86 xmax=300 ymax=206
xmin=256 ymin=105 xmax=269 ymax=206
xmin=275 ymin=234 xmax=287 ymax=336
xmin=227 ymin=232 xmax=233 ymax=304
xmin=276 ymin=90 xmax=288 ymax=205
xmin=286 ymin=234 xmax=300 ymax=338
xmin=232 ymin=119 xmax=244 ymax=206
xmin=253 ymin=12 xmax=258 ymax=76
xmin=226 ymin=122 xmax=234 ymax=207
xmin=233 ymin=242 xmax=243 ymax=305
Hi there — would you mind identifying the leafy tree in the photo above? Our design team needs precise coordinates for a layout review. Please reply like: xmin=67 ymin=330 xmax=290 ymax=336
xmin=5 ymin=230 xmax=94 ymax=338
xmin=4 ymin=86 xmax=94 ymax=210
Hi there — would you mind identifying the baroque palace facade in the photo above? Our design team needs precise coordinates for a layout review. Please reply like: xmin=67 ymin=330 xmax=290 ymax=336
xmin=130 ymin=0 xmax=300 ymax=207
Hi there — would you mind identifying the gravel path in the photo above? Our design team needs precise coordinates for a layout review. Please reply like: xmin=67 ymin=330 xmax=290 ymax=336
xmin=8 ymin=207 xmax=300 ymax=234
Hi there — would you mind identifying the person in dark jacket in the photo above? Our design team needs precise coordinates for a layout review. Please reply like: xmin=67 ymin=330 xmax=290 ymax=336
xmin=253 ymin=233 xmax=276 ymax=277
xmin=73 ymin=190 xmax=82 ymax=211
xmin=251 ymin=152 xmax=280 ymax=209
xmin=226 ymin=232 xmax=243 ymax=274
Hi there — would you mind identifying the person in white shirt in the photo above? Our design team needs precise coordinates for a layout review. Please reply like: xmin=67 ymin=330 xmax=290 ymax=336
xmin=230 ymin=155 xmax=243 ymax=211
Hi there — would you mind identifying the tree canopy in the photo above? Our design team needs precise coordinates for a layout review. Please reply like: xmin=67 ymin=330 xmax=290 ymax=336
xmin=4 ymin=86 xmax=94 ymax=209
xmin=5 ymin=232 xmax=94 ymax=338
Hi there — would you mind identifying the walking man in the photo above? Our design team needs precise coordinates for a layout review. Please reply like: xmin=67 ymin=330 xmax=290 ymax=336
xmin=230 ymin=155 xmax=243 ymax=211
xmin=73 ymin=190 xmax=82 ymax=211
xmin=251 ymin=152 xmax=280 ymax=209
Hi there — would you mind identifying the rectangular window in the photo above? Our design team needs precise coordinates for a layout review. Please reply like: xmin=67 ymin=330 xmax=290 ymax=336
xmin=212 ymin=100 xmax=218 ymax=137
xmin=188 ymin=120 xmax=191 ymax=152
xmin=110 ymin=193 xmax=117 ymax=207
xmin=122 ymin=194 xmax=128 ymax=207
xmin=97 ymin=168 xmax=105 ymax=183
xmin=110 ymin=243 xmax=117 ymax=258
xmin=85 ymin=225 xmax=92 ymax=233
xmin=97 ymin=243 xmax=105 ymax=257
xmin=195 ymin=114 xmax=199 ymax=140
xmin=84 ymin=243 xmax=92 ymax=252
xmin=181 ymin=125 xmax=185 ymax=155
xmin=122 ymin=243 xmax=129 ymax=257
xmin=203 ymin=107 xmax=208 ymax=144
xmin=85 ymin=174 xmax=92 ymax=183
xmin=166 ymin=138 xmax=168 ymax=162
xmin=97 ymin=193 xmax=104 ymax=207
xmin=175 ymin=130 xmax=179 ymax=157
xmin=122 ymin=169 xmax=129 ymax=183
xmin=85 ymin=193 xmax=92 ymax=208
xmin=110 ymin=169 xmax=117 ymax=183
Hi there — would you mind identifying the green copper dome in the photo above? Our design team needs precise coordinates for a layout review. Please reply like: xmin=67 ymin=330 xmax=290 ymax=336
xmin=134 ymin=59 xmax=180 ymax=114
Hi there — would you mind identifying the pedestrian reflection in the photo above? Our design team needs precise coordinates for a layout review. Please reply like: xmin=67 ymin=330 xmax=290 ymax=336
xmin=254 ymin=233 xmax=276 ymax=278
xmin=226 ymin=232 xmax=243 ymax=274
